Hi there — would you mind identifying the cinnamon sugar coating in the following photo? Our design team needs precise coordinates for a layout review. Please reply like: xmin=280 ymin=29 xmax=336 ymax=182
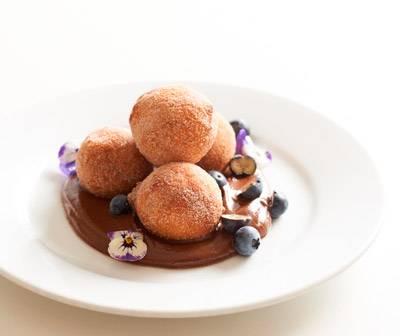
xmin=129 ymin=86 xmax=218 ymax=166
xmin=198 ymin=113 xmax=236 ymax=172
xmin=76 ymin=127 xmax=153 ymax=198
xmin=130 ymin=162 xmax=223 ymax=240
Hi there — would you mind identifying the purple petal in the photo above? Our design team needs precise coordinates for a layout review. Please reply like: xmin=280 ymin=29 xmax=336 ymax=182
xmin=265 ymin=150 xmax=272 ymax=161
xmin=58 ymin=144 xmax=66 ymax=159
xmin=107 ymin=230 xmax=133 ymax=240
xmin=111 ymin=252 xmax=144 ymax=262
xmin=58 ymin=142 xmax=80 ymax=177
xmin=235 ymin=128 xmax=248 ymax=154
xmin=131 ymin=231 xmax=144 ymax=240
xmin=59 ymin=161 xmax=76 ymax=177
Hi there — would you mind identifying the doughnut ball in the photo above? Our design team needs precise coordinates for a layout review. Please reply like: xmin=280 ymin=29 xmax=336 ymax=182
xmin=198 ymin=113 xmax=236 ymax=172
xmin=129 ymin=86 xmax=218 ymax=166
xmin=130 ymin=162 xmax=223 ymax=240
xmin=76 ymin=127 xmax=153 ymax=198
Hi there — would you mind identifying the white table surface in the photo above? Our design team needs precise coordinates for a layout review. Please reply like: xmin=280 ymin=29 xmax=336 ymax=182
xmin=0 ymin=0 xmax=399 ymax=334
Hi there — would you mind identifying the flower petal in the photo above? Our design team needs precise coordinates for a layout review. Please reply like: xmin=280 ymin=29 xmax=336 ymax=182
xmin=129 ymin=239 xmax=147 ymax=260
xmin=242 ymin=135 xmax=271 ymax=169
xmin=116 ymin=252 xmax=143 ymax=262
xmin=129 ymin=231 xmax=144 ymax=240
xmin=108 ymin=239 xmax=128 ymax=259
xmin=58 ymin=142 xmax=79 ymax=164
xmin=235 ymin=129 xmax=248 ymax=154
xmin=59 ymin=161 xmax=77 ymax=177
xmin=58 ymin=144 xmax=66 ymax=159
xmin=107 ymin=230 xmax=131 ymax=240
xmin=58 ymin=141 xmax=79 ymax=177
xmin=108 ymin=236 xmax=125 ymax=250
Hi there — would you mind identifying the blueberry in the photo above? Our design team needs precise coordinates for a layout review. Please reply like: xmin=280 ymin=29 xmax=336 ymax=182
xmin=270 ymin=191 xmax=288 ymax=219
xmin=109 ymin=194 xmax=132 ymax=215
xmin=230 ymin=119 xmax=250 ymax=136
xmin=208 ymin=170 xmax=228 ymax=188
xmin=234 ymin=226 xmax=261 ymax=256
xmin=238 ymin=178 xmax=263 ymax=200
xmin=229 ymin=155 xmax=257 ymax=178
xmin=221 ymin=214 xmax=252 ymax=234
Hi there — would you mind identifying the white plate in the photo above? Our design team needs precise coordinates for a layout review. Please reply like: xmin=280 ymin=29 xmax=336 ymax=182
xmin=0 ymin=82 xmax=383 ymax=317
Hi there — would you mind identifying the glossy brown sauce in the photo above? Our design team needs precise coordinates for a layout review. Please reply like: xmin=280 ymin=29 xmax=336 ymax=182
xmin=222 ymin=174 xmax=273 ymax=237
xmin=62 ymin=174 xmax=272 ymax=268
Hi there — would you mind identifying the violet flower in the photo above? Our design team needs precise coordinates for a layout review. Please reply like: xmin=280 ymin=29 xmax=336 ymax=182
xmin=235 ymin=128 xmax=248 ymax=154
xmin=107 ymin=230 xmax=147 ymax=262
xmin=58 ymin=142 xmax=79 ymax=177
xmin=235 ymin=128 xmax=272 ymax=168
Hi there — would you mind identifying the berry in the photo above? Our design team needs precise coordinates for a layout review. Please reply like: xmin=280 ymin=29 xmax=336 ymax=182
xmin=229 ymin=155 xmax=257 ymax=178
xmin=109 ymin=194 xmax=132 ymax=216
xmin=208 ymin=170 xmax=228 ymax=188
xmin=234 ymin=226 xmax=261 ymax=256
xmin=270 ymin=191 xmax=288 ymax=219
xmin=238 ymin=178 xmax=263 ymax=200
xmin=230 ymin=119 xmax=250 ymax=136
xmin=221 ymin=214 xmax=252 ymax=234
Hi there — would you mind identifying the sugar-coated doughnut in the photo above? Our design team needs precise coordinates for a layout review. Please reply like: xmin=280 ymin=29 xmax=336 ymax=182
xmin=198 ymin=113 xmax=236 ymax=172
xmin=129 ymin=162 xmax=223 ymax=240
xmin=129 ymin=86 xmax=218 ymax=166
xmin=76 ymin=127 xmax=153 ymax=198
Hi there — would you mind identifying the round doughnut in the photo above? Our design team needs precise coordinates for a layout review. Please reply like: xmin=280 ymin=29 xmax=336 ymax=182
xmin=129 ymin=162 xmax=223 ymax=240
xmin=198 ymin=113 xmax=236 ymax=172
xmin=129 ymin=86 xmax=218 ymax=166
xmin=76 ymin=127 xmax=153 ymax=198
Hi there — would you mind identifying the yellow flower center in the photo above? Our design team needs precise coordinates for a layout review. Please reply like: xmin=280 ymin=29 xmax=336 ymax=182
xmin=124 ymin=236 xmax=133 ymax=245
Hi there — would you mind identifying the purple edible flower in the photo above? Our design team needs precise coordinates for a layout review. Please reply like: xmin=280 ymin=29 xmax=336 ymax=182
xmin=235 ymin=128 xmax=248 ymax=154
xmin=58 ymin=144 xmax=66 ymax=158
xmin=58 ymin=141 xmax=79 ymax=177
xmin=59 ymin=161 xmax=77 ymax=177
xmin=107 ymin=230 xmax=147 ymax=262
xmin=240 ymin=133 xmax=272 ymax=169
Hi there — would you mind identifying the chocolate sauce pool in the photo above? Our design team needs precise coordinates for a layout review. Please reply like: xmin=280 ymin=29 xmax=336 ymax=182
xmin=62 ymin=174 xmax=272 ymax=268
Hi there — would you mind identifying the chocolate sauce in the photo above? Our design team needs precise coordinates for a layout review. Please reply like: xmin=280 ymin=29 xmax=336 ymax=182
xmin=222 ymin=174 xmax=273 ymax=237
xmin=62 ymin=174 xmax=272 ymax=268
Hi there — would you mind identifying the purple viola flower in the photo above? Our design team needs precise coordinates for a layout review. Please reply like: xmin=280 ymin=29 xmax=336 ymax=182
xmin=58 ymin=141 xmax=79 ymax=177
xmin=107 ymin=230 xmax=147 ymax=262
xmin=235 ymin=128 xmax=248 ymax=154
xmin=59 ymin=161 xmax=77 ymax=176
xmin=240 ymin=133 xmax=272 ymax=169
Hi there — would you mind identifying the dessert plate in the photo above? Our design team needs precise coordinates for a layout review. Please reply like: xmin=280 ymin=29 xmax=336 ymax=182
xmin=0 ymin=82 xmax=383 ymax=317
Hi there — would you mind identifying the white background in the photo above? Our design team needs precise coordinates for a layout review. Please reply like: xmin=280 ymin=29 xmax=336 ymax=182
xmin=0 ymin=0 xmax=399 ymax=334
